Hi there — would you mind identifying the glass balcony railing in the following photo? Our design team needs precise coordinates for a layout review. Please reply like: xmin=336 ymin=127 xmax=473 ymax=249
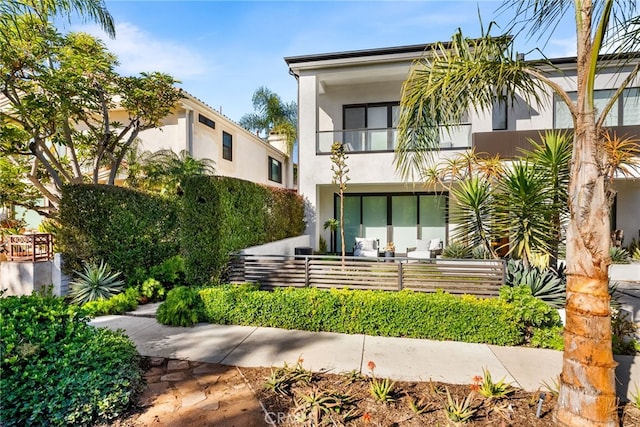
xmin=316 ymin=125 xmax=472 ymax=154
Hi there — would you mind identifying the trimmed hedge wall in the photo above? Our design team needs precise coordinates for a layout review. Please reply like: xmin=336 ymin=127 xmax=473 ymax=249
xmin=197 ymin=286 xmax=540 ymax=346
xmin=58 ymin=178 xmax=305 ymax=285
xmin=180 ymin=176 xmax=305 ymax=284
xmin=58 ymin=184 xmax=180 ymax=279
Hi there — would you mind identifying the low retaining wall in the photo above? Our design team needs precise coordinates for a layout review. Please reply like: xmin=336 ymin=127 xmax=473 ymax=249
xmin=0 ymin=253 xmax=70 ymax=297
xmin=239 ymin=235 xmax=311 ymax=256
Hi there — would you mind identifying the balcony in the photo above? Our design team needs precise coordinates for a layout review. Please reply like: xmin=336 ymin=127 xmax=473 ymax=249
xmin=473 ymin=125 xmax=640 ymax=158
xmin=317 ymin=124 xmax=472 ymax=154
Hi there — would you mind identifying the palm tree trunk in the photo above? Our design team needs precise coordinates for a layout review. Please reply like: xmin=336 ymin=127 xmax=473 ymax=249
xmin=556 ymin=113 xmax=618 ymax=426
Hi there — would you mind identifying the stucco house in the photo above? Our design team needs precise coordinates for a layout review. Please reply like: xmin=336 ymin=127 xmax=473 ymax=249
xmin=110 ymin=92 xmax=295 ymax=190
xmin=285 ymin=43 xmax=640 ymax=254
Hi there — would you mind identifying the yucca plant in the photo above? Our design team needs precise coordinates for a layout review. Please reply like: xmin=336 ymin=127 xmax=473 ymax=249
xmin=69 ymin=261 xmax=125 ymax=305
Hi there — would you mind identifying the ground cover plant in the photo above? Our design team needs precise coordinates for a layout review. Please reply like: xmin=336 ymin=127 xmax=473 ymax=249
xmin=158 ymin=284 xmax=562 ymax=348
xmin=0 ymin=291 xmax=144 ymax=426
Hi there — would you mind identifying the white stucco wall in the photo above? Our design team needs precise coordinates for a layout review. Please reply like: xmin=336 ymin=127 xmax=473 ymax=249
xmin=292 ymin=47 xmax=640 ymax=251
xmin=128 ymin=96 xmax=291 ymax=189
xmin=614 ymin=179 xmax=640 ymax=243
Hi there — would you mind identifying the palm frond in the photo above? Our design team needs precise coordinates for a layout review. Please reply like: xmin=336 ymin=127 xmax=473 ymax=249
xmin=395 ymin=27 xmax=547 ymax=181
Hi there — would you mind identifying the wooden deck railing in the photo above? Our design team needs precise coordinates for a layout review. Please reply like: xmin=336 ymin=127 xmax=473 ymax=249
xmin=6 ymin=234 xmax=53 ymax=262
xmin=227 ymin=255 xmax=506 ymax=298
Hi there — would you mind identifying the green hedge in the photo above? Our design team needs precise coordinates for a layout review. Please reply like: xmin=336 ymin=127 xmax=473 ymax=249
xmin=58 ymin=184 xmax=180 ymax=280
xmin=58 ymin=179 xmax=305 ymax=286
xmin=0 ymin=293 xmax=143 ymax=426
xmin=193 ymin=285 xmax=556 ymax=346
xmin=180 ymin=176 xmax=305 ymax=284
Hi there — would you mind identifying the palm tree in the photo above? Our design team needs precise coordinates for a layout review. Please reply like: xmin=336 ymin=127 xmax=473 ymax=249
xmin=239 ymin=87 xmax=297 ymax=156
xmin=0 ymin=0 xmax=115 ymax=37
xmin=395 ymin=2 xmax=639 ymax=425
xmin=129 ymin=149 xmax=215 ymax=195
xmin=323 ymin=218 xmax=340 ymax=254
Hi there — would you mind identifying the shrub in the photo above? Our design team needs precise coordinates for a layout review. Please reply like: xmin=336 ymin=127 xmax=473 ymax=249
xmin=82 ymin=287 xmax=140 ymax=317
xmin=58 ymin=184 xmax=180 ymax=280
xmin=197 ymin=285 xmax=532 ymax=346
xmin=442 ymin=241 xmax=472 ymax=259
xmin=156 ymin=286 xmax=205 ymax=326
xmin=505 ymin=260 xmax=566 ymax=308
xmin=180 ymin=176 xmax=305 ymax=284
xmin=138 ymin=278 xmax=166 ymax=302
xmin=68 ymin=261 xmax=125 ymax=305
xmin=498 ymin=285 xmax=562 ymax=345
xmin=0 ymin=293 xmax=143 ymax=426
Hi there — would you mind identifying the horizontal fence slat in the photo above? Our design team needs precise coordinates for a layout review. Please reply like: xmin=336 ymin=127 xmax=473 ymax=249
xmin=226 ymin=254 xmax=505 ymax=297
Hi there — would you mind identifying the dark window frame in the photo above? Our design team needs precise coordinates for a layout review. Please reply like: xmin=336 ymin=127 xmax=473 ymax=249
xmin=198 ymin=114 xmax=215 ymax=129
xmin=222 ymin=131 xmax=232 ymax=161
xmin=268 ymin=156 xmax=282 ymax=183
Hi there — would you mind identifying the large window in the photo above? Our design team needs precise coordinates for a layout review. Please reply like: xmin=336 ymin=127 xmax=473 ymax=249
xmin=222 ymin=131 xmax=232 ymax=161
xmin=268 ymin=157 xmax=282 ymax=183
xmin=334 ymin=193 xmax=448 ymax=254
xmin=554 ymin=87 xmax=640 ymax=128
xmin=343 ymin=102 xmax=399 ymax=151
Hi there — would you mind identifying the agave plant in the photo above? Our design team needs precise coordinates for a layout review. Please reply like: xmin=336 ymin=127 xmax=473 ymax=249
xmin=609 ymin=246 xmax=630 ymax=264
xmin=505 ymin=260 xmax=566 ymax=308
xmin=69 ymin=261 xmax=125 ymax=305
xmin=442 ymin=241 xmax=473 ymax=259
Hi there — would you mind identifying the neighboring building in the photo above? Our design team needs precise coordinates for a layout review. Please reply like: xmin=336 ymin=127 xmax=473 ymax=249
xmin=285 ymin=44 xmax=640 ymax=254
xmin=110 ymin=92 xmax=294 ymax=189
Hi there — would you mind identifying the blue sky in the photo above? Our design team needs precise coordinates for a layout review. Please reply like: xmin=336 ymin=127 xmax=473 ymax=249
xmin=69 ymin=1 xmax=577 ymax=124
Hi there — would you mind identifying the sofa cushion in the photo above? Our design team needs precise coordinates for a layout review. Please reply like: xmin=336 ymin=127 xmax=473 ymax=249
xmin=355 ymin=237 xmax=376 ymax=251
xmin=429 ymin=238 xmax=442 ymax=251
xmin=416 ymin=239 xmax=429 ymax=251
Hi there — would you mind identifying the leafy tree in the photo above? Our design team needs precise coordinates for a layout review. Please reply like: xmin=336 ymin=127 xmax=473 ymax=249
xmin=0 ymin=13 xmax=182 ymax=216
xmin=330 ymin=142 xmax=350 ymax=258
xmin=239 ymin=86 xmax=297 ymax=155
xmin=126 ymin=149 xmax=215 ymax=195
xmin=395 ymin=2 xmax=639 ymax=425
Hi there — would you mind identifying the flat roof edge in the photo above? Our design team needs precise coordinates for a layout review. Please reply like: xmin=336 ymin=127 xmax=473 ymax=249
xmin=284 ymin=42 xmax=444 ymax=65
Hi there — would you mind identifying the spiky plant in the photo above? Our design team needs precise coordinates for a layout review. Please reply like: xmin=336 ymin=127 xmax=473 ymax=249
xmin=69 ymin=261 xmax=125 ymax=305
xmin=441 ymin=241 xmax=472 ymax=259
xmin=610 ymin=246 xmax=630 ymax=264
xmin=505 ymin=260 xmax=566 ymax=308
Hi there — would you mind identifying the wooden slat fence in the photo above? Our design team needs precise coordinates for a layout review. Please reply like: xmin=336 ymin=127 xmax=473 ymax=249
xmin=227 ymin=255 xmax=506 ymax=297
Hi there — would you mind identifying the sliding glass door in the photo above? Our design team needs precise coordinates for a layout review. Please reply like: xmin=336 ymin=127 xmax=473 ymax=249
xmin=335 ymin=192 xmax=448 ymax=254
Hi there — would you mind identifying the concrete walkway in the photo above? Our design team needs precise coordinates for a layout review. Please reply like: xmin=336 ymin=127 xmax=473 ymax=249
xmin=90 ymin=309 xmax=640 ymax=401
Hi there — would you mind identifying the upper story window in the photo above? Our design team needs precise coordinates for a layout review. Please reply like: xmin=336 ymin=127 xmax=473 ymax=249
xmin=269 ymin=157 xmax=282 ymax=183
xmin=222 ymin=131 xmax=232 ymax=161
xmin=343 ymin=102 xmax=399 ymax=152
xmin=492 ymin=99 xmax=507 ymax=130
xmin=554 ymin=87 xmax=640 ymax=128
xmin=198 ymin=114 xmax=215 ymax=129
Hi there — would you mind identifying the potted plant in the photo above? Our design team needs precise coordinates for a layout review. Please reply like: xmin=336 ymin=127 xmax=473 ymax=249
xmin=384 ymin=242 xmax=395 ymax=260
